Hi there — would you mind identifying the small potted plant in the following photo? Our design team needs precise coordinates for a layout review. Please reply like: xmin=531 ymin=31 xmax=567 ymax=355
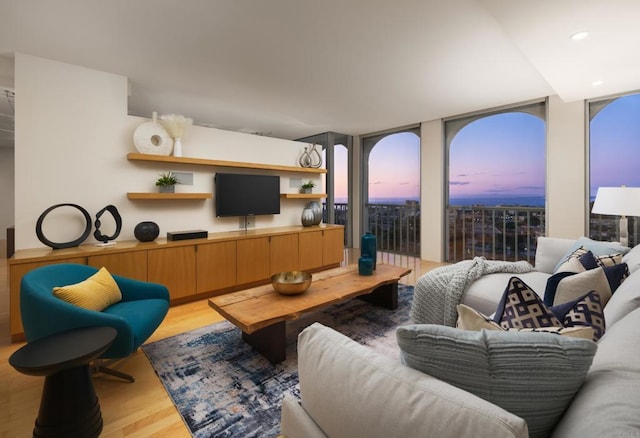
xmin=300 ymin=180 xmax=315 ymax=194
xmin=156 ymin=172 xmax=181 ymax=193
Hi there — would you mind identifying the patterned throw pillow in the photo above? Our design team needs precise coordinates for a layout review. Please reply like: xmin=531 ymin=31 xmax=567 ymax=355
xmin=555 ymin=246 xmax=623 ymax=273
xmin=555 ymin=246 xmax=589 ymax=273
xmin=552 ymin=292 xmax=606 ymax=341
xmin=456 ymin=304 xmax=594 ymax=340
xmin=396 ymin=324 xmax=597 ymax=438
xmin=552 ymin=237 xmax=630 ymax=272
xmin=494 ymin=277 xmax=605 ymax=341
xmin=494 ymin=277 xmax=563 ymax=329
xmin=544 ymin=249 xmax=629 ymax=307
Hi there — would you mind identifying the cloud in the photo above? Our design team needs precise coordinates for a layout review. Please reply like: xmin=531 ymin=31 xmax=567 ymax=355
xmin=450 ymin=181 xmax=470 ymax=186
xmin=457 ymin=172 xmax=486 ymax=177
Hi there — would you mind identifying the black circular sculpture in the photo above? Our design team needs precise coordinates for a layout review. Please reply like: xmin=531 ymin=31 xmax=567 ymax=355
xmin=93 ymin=205 xmax=122 ymax=244
xmin=134 ymin=221 xmax=160 ymax=242
xmin=36 ymin=204 xmax=92 ymax=249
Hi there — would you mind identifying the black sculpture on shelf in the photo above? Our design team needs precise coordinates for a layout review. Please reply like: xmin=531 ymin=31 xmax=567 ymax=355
xmin=36 ymin=203 xmax=123 ymax=249
xmin=134 ymin=221 xmax=160 ymax=242
xmin=93 ymin=205 xmax=122 ymax=244
xmin=36 ymin=204 xmax=92 ymax=249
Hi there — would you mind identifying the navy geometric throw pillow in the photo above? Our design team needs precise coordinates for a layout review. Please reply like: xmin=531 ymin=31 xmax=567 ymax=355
xmin=494 ymin=277 xmax=563 ymax=329
xmin=550 ymin=291 xmax=605 ymax=341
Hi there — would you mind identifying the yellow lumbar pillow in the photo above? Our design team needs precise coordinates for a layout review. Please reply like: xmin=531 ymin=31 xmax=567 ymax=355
xmin=53 ymin=267 xmax=122 ymax=311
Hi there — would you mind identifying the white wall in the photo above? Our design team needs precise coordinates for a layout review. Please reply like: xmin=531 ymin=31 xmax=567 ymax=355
xmin=14 ymin=54 xmax=317 ymax=251
xmin=0 ymin=147 xmax=14 ymax=236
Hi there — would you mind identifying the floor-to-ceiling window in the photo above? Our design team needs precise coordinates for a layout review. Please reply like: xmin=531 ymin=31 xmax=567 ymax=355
xmin=446 ymin=101 xmax=546 ymax=262
xmin=589 ymin=93 xmax=640 ymax=246
xmin=362 ymin=127 xmax=420 ymax=256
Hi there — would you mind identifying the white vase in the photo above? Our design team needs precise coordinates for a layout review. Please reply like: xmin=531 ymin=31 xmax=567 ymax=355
xmin=173 ymin=137 xmax=183 ymax=157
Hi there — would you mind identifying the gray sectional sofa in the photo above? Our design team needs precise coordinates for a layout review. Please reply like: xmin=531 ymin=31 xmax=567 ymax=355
xmin=280 ymin=237 xmax=640 ymax=437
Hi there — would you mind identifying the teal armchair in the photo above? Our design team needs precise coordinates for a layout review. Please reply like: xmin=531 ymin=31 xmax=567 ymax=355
xmin=20 ymin=263 xmax=170 ymax=381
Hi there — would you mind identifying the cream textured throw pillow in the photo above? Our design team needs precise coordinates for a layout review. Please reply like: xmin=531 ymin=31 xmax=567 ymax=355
xmin=552 ymin=267 xmax=612 ymax=306
xmin=53 ymin=267 xmax=122 ymax=311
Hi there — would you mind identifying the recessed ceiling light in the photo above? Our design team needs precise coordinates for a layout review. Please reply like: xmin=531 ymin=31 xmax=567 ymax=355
xmin=570 ymin=31 xmax=589 ymax=41
xmin=592 ymin=80 xmax=604 ymax=87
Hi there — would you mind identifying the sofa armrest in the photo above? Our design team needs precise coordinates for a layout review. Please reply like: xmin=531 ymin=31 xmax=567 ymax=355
xmin=534 ymin=237 xmax=576 ymax=273
xmin=280 ymin=396 xmax=327 ymax=438
xmin=294 ymin=323 xmax=528 ymax=438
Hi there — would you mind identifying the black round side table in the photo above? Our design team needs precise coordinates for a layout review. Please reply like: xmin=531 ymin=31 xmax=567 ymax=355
xmin=9 ymin=326 xmax=117 ymax=438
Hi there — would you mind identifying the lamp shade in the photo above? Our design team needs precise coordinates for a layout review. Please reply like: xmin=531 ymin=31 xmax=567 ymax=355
xmin=592 ymin=187 xmax=640 ymax=217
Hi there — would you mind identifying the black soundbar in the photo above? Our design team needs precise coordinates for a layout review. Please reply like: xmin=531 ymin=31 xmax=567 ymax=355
xmin=167 ymin=230 xmax=209 ymax=241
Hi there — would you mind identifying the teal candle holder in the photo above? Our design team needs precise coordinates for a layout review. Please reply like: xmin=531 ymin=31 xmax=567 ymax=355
xmin=358 ymin=256 xmax=374 ymax=275
xmin=361 ymin=232 xmax=377 ymax=270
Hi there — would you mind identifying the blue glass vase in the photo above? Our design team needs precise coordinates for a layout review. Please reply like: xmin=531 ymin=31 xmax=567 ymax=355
xmin=361 ymin=232 xmax=377 ymax=270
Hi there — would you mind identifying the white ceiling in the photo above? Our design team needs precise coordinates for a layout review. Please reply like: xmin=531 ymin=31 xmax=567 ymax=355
xmin=0 ymin=0 xmax=639 ymax=142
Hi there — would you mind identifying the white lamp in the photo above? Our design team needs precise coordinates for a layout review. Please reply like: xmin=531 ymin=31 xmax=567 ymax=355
xmin=592 ymin=186 xmax=640 ymax=247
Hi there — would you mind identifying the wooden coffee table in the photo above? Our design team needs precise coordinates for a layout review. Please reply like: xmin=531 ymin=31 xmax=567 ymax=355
xmin=208 ymin=263 xmax=411 ymax=363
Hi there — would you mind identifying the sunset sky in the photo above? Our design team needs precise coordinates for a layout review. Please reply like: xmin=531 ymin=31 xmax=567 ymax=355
xmin=590 ymin=93 xmax=640 ymax=198
xmin=324 ymin=92 xmax=640 ymax=204
xmin=326 ymin=132 xmax=420 ymax=202
xmin=449 ymin=112 xmax=545 ymax=199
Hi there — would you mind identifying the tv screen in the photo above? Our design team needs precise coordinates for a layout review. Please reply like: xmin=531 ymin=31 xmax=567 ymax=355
xmin=215 ymin=173 xmax=281 ymax=217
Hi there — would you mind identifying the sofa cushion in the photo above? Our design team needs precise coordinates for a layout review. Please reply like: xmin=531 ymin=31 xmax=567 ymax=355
xmin=397 ymin=324 xmax=597 ymax=438
xmin=456 ymin=304 xmax=594 ymax=340
xmin=280 ymin=396 xmax=327 ymax=438
xmin=622 ymin=243 xmax=640 ymax=273
xmin=463 ymin=271 xmax=549 ymax=317
xmin=534 ymin=236 xmax=576 ymax=274
xmin=297 ymin=323 xmax=528 ymax=438
xmin=604 ymin=264 xmax=640 ymax=327
xmin=551 ymin=307 xmax=640 ymax=437
xmin=52 ymin=266 xmax=122 ymax=311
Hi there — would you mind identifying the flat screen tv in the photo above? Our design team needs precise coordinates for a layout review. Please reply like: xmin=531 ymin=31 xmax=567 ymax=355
xmin=215 ymin=173 xmax=281 ymax=217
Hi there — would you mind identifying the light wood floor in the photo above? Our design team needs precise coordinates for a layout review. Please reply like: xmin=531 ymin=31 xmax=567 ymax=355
xmin=0 ymin=244 xmax=445 ymax=437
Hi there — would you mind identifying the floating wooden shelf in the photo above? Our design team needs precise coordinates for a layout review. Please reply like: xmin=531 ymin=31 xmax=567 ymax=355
xmin=280 ymin=193 xmax=328 ymax=199
xmin=127 ymin=193 xmax=213 ymax=200
xmin=127 ymin=153 xmax=327 ymax=174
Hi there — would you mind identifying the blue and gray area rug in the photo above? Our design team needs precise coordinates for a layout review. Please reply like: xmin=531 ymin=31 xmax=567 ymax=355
xmin=142 ymin=285 xmax=414 ymax=438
